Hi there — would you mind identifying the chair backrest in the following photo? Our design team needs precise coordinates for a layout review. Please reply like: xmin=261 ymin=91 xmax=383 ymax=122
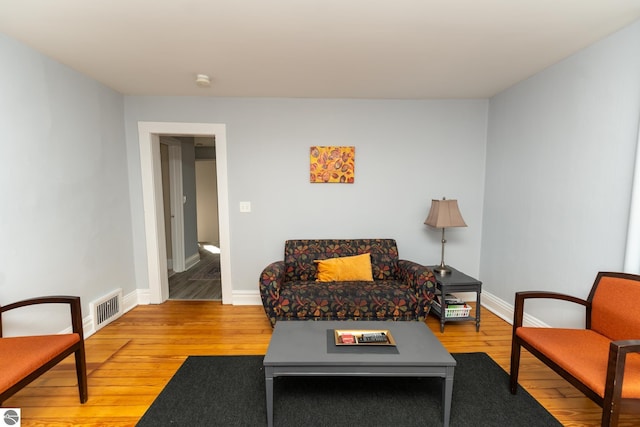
xmin=283 ymin=239 xmax=399 ymax=282
xmin=589 ymin=272 xmax=640 ymax=341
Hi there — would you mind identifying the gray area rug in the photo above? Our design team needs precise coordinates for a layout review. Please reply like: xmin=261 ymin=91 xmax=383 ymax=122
xmin=137 ymin=353 xmax=562 ymax=426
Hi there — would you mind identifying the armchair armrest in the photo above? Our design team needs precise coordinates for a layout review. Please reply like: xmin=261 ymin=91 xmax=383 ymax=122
xmin=610 ymin=339 xmax=640 ymax=353
xmin=513 ymin=291 xmax=589 ymax=329
xmin=259 ymin=261 xmax=286 ymax=327
xmin=603 ymin=340 xmax=640 ymax=424
xmin=0 ymin=296 xmax=83 ymax=338
xmin=397 ymin=260 xmax=437 ymax=319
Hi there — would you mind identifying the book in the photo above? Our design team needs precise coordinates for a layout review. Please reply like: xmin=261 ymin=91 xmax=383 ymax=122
xmin=435 ymin=293 xmax=464 ymax=306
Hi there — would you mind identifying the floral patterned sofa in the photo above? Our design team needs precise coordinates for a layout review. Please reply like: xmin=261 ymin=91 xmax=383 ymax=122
xmin=259 ymin=239 xmax=437 ymax=326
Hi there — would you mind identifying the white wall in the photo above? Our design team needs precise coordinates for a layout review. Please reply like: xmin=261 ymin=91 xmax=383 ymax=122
xmin=0 ymin=34 xmax=137 ymax=335
xmin=482 ymin=21 xmax=640 ymax=327
xmin=124 ymin=98 xmax=488 ymax=297
xmin=196 ymin=160 xmax=219 ymax=245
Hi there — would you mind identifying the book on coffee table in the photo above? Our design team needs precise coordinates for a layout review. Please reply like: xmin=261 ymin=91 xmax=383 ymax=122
xmin=334 ymin=329 xmax=397 ymax=346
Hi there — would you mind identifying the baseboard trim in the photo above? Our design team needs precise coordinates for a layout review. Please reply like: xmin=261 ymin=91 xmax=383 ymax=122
xmin=79 ymin=288 xmax=146 ymax=338
xmin=129 ymin=287 xmax=261 ymax=306
xmin=80 ymin=316 xmax=94 ymax=338
xmin=232 ymin=290 xmax=262 ymax=305
xmin=185 ymin=252 xmax=200 ymax=270
xmin=481 ymin=290 xmax=549 ymax=328
xmin=228 ymin=288 xmax=551 ymax=327
xmin=124 ymin=289 xmax=145 ymax=309
xmin=81 ymin=287 xmax=548 ymax=338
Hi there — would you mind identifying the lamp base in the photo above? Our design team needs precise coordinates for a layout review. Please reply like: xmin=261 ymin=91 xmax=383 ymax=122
xmin=433 ymin=265 xmax=452 ymax=276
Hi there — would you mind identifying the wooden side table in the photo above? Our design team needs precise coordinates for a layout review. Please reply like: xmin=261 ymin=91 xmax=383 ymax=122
xmin=429 ymin=266 xmax=482 ymax=332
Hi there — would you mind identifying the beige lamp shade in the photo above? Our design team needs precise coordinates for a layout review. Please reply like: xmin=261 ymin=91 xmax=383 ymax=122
xmin=424 ymin=198 xmax=467 ymax=275
xmin=424 ymin=199 xmax=467 ymax=228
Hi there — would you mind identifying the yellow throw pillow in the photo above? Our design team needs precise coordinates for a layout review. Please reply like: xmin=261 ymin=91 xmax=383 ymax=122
xmin=314 ymin=253 xmax=374 ymax=282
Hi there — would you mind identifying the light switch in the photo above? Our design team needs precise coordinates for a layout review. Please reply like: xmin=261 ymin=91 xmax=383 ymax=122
xmin=239 ymin=201 xmax=251 ymax=213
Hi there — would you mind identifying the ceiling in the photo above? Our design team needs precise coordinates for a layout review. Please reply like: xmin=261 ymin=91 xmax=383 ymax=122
xmin=1 ymin=1 xmax=640 ymax=99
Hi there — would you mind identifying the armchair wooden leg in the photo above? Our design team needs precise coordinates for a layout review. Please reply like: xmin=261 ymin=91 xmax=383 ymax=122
xmin=602 ymin=395 xmax=622 ymax=427
xmin=75 ymin=344 xmax=88 ymax=403
xmin=510 ymin=338 xmax=521 ymax=394
xmin=601 ymin=402 xmax=617 ymax=427
xmin=602 ymin=342 xmax=627 ymax=427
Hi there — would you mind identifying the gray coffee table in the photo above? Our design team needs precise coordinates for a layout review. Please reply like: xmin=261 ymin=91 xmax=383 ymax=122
xmin=263 ymin=320 xmax=456 ymax=427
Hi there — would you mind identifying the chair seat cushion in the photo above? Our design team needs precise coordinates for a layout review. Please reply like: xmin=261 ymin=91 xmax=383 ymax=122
xmin=516 ymin=327 xmax=640 ymax=399
xmin=277 ymin=280 xmax=417 ymax=320
xmin=0 ymin=334 xmax=80 ymax=392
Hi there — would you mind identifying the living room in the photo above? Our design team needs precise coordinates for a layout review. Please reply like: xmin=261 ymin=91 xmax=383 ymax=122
xmin=1 ymin=2 xmax=640 ymax=425
xmin=2 ymin=2 xmax=639 ymax=335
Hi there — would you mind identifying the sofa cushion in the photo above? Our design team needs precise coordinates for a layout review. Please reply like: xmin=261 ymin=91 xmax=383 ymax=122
xmin=284 ymin=239 xmax=399 ymax=282
xmin=315 ymin=253 xmax=373 ymax=282
xmin=276 ymin=279 xmax=417 ymax=321
xmin=516 ymin=327 xmax=640 ymax=399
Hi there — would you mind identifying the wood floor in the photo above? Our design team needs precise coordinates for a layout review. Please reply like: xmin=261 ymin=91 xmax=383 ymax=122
xmin=168 ymin=249 xmax=221 ymax=300
xmin=3 ymin=302 xmax=638 ymax=426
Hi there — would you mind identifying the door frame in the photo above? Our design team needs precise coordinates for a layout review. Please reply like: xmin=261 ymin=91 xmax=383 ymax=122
xmin=160 ymin=137 xmax=186 ymax=272
xmin=138 ymin=121 xmax=232 ymax=304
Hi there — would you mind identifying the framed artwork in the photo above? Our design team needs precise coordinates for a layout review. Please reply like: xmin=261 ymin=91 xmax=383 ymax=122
xmin=310 ymin=146 xmax=355 ymax=183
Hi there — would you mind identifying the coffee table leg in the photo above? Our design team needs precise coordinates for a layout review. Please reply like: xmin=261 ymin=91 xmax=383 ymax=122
xmin=442 ymin=366 xmax=455 ymax=427
xmin=265 ymin=372 xmax=274 ymax=427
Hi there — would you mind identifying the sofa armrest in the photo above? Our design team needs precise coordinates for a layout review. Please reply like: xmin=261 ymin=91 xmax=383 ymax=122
xmin=397 ymin=260 xmax=437 ymax=319
xmin=259 ymin=261 xmax=286 ymax=327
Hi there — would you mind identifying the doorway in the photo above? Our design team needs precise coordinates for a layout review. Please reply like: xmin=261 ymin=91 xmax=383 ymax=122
xmin=137 ymin=122 xmax=232 ymax=305
xmin=162 ymin=135 xmax=221 ymax=300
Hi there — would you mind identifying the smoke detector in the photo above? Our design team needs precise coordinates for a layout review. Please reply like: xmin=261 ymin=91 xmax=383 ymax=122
xmin=195 ymin=74 xmax=211 ymax=87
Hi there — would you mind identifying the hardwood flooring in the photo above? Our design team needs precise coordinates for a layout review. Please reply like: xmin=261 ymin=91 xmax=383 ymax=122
xmin=3 ymin=302 xmax=638 ymax=426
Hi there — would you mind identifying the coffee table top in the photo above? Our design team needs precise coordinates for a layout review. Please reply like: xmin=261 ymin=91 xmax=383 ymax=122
xmin=264 ymin=320 xmax=456 ymax=367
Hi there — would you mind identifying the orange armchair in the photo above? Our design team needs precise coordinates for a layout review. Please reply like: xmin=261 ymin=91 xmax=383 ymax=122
xmin=0 ymin=296 xmax=88 ymax=405
xmin=510 ymin=272 xmax=640 ymax=426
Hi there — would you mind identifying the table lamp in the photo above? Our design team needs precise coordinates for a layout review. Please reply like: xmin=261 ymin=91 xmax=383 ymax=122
xmin=424 ymin=197 xmax=467 ymax=275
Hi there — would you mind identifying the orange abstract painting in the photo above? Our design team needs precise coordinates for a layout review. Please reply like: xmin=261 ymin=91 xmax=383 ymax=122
xmin=310 ymin=146 xmax=355 ymax=183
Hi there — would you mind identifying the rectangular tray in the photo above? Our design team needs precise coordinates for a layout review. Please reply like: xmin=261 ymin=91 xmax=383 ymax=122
xmin=334 ymin=329 xmax=396 ymax=346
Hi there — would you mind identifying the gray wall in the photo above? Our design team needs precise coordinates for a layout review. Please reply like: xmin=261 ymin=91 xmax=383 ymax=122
xmin=3 ymin=17 xmax=639 ymax=333
xmin=124 ymin=98 xmax=489 ymax=294
xmin=482 ymin=21 xmax=640 ymax=326
xmin=0 ymin=33 xmax=136 ymax=335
